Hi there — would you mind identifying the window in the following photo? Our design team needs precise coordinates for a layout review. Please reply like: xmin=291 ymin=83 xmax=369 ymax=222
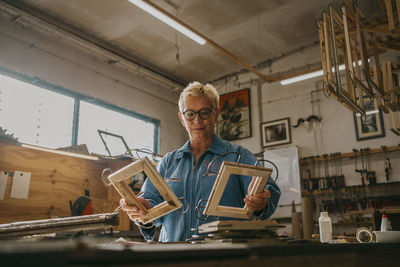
xmin=0 ymin=73 xmax=74 ymax=148
xmin=78 ymin=101 xmax=156 ymax=156
xmin=0 ymin=71 xmax=159 ymax=154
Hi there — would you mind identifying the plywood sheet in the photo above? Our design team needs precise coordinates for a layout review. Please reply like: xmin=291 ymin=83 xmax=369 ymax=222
xmin=0 ymin=143 xmax=130 ymax=226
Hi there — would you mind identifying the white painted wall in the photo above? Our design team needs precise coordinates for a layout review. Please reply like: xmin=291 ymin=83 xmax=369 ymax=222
xmin=0 ymin=12 xmax=187 ymax=155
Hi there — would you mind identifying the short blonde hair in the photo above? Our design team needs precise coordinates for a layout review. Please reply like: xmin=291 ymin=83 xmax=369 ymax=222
xmin=178 ymin=81 xmax=219 ymax=112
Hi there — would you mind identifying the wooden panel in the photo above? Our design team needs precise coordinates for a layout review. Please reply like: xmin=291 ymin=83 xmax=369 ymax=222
xmin=0 ymin=143 xmax=130 ymax=225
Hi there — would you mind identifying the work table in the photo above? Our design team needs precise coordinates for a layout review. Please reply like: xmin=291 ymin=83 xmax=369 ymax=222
xmin=1 ymin=238 xmax=399 ymax=266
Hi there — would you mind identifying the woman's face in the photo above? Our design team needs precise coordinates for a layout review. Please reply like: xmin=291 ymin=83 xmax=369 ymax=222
xmin=178 ymin=95 xmax=218 ymax=142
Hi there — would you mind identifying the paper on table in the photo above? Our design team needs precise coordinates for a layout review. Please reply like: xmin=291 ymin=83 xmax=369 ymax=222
xmin=10 ymin=171 xmax=31 ymax=199
xmin=0 ymin=171 xmax=8 ymax=200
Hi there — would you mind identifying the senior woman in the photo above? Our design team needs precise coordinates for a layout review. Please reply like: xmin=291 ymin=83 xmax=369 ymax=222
xmin=121 ymin=81 xmax=280 ymax=242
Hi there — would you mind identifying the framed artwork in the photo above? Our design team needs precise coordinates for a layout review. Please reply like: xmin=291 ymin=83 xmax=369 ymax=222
xmin=261 ymin=118 xmax=291 ymax=148
xmin=217 ymin=88 xmax=251 ymax=141
xmin=353 ymin=98 xmax=385 ymax=141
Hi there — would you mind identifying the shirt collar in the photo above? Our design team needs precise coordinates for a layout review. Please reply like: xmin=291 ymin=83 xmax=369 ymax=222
xmin=175 ymin=135 xmax=229 ymax=159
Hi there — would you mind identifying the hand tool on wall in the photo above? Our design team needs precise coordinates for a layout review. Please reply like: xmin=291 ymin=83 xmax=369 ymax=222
xmin=311 ymin=157 xmax=320 ymax=191
xmin=364 ymin=148 xmax=376 ymax=185
xmin=360 ymin=148 xmax=367 ymax=186
xmin=382 ymin=146 xmax=392 ymax=181
xmin=353 ymin=149 xmax=364 ymax=185
xmin=330 ymin=153 xmax=337 ymax=189
xmin=338 ymin=152 xmax=345 ymax=188
xmin=301 ymin=157 xmax=310 ymax=191
xmin=333 ymin=152 xmax=344 ymax=189
xmin=322 ymin=154 xmax=330 ymax=190
xmin=308 ymin=157 xmax=314 ymax=191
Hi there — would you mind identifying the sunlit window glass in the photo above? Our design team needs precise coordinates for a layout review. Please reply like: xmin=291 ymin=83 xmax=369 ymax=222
xmin=0 ymin=74 xmax=74 ymax=148
xmin=78 ymin=101 xmax=155 ymax=156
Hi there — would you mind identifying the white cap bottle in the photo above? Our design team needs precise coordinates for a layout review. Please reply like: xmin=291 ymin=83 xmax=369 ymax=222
xmin=380 ymin=213 xmax=392 ymax=232
xmin=319 ymin=212 xmax=332 ymax=243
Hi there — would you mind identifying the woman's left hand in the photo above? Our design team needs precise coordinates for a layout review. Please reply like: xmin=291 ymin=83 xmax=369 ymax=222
xmin=244 ymin=190 xmax=271 ymax=211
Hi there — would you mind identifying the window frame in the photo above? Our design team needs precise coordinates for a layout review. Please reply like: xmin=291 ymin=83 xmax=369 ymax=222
xmin=0 ymin=67 xmax=160 ymax=154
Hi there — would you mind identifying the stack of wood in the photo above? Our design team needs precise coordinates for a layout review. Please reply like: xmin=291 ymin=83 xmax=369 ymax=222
xmin=188 ymin=220 xmax=283 ymax=244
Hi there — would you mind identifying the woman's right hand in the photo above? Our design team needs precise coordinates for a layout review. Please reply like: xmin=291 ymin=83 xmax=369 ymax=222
xmin=120 ymin=197 xmax=151 ymax=221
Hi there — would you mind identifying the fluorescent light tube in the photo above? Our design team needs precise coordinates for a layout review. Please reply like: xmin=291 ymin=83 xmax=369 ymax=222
xmin=128 ymin=0 xmax=206 ymax=45
xmin=280 ymin=64 xmax=346 ymax=85
xmin=355 ymin=109 xmax=379 ymax=116
xmin=280 ymin=70 xmax=324 ymax=85
xmin=280 ymin=60 xmax=362 ymax=85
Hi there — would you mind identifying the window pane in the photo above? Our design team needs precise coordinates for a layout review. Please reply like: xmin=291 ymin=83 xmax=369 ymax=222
xmin=78 ymin=101 xmax=155 ymax=156
xmin=0 ymin=74 xmax=74 ymax=148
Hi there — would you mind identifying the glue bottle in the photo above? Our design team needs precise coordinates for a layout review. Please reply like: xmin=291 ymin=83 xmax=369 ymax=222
xmin=380 ymin=212 xmax=392 ymax=231
xmin=319 ymin=212 xmax=332 ymax=243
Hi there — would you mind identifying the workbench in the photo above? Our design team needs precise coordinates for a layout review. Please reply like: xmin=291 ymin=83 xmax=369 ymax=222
xmin=1 ymin=239 xmax=399 ymax=266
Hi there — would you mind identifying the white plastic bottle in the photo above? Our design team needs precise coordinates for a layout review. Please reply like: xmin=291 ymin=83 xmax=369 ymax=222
xmin=319 ymin=212 xmax=332 ymax=243
xmin=380 ymin=213 xmax=392 ymax=231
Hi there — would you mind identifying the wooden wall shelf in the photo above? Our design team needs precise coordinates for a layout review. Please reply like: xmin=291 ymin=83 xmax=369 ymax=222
xmin=299 ymin=144 xmax=400 ymax=164
xmin=302 ymin=181 xmax=400 ymax=196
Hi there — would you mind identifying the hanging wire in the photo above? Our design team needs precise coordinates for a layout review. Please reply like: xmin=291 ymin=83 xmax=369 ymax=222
xmin=202 ymin=151 xmax=242 ymax=177
xmin=176 ymin=196 xmax=190 ymax=214
xmin=125 ymin=148 xmax=160 ymax=161
xmin=255 ymin=159 xmax=279 ymax=184
xmin=101 ymin=168 xmax=113 ymax=186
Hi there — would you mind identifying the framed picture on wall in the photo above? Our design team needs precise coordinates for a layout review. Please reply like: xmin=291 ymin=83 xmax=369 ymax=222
xmin=217 ymin=88 xmax=251 ymax=141
xmin=353 ymin=97 xmax=385 ymax=141
xmin=261 ymin=118 xmax=291 ymax=148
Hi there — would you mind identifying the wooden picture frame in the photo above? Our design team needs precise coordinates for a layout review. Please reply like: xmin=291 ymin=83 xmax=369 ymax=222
xmin=217 ymin=88 xmax=252 ymax=141
xmin=353 ymin=97 xmax=385 ymax=141
xmin=203 ymin=161 xmax=272 ymax=219
xmin=261 ymin=118 xmax=291 ymax=148
xmin=107 ymin=157 xmax=182 ymax=224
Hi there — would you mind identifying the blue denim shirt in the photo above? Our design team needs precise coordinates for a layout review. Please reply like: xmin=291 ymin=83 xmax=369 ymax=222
xmin=139 ymin=135 xmax=281 ymax=242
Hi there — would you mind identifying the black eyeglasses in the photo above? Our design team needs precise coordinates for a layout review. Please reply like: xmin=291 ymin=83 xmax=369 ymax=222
xmin=182 ymin=108 xmax=215 ymax=121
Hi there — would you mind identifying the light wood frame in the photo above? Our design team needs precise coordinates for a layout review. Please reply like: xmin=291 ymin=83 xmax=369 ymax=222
xmin=107 ymin=157 xmax=182 ymax=224
xmin=204 ymin=161 xmax=272 ymax=219
xmin=318 ymin=10 xmax=366 ymax=115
